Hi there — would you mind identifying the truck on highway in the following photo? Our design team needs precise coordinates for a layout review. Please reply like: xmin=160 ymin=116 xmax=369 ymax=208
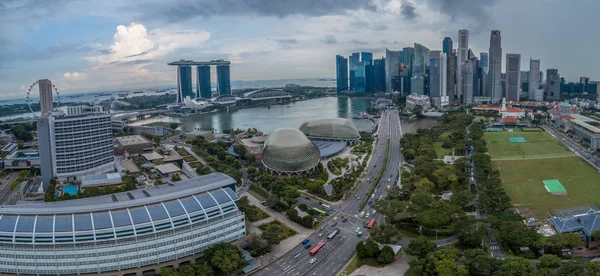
xmin=327 ymin=229 xmax=339 ymax=239
xmin=386 ymin=185 xmax=390 ymax=191
xmin=309 ymin=242 xmax=325 ymax=256
xmin=367 ymin=218 xmax=376 ymax=229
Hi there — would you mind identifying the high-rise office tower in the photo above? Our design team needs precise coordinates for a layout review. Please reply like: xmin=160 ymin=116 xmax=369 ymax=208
xmin=349 ymin=53 xmax=360 ymax=90
xmin=355 ymin=61 xmax=366 ymax=93
xmin=505 ymin=53 xmax=521 ymax=101
xmin=462 ymin=60 xmax=474 ymax=104
xmin=361 ymin=52 xmax=373 ymax=65
xmin=196 ymin=65 xmax=212 ymax=99
xmin=365 ymin=64 xmax=374 ymax=93
xmin=446 ymin=53 xmax=456 ymax=103
xmin=529 ymin=59 xmax=542 ymax=101
xmin=430 ymin=51 xmax=448 ymax=107
xmin=38 ymin=79 xmax=54 ymax=116
xmin=412 ymin=43 xmax=430 ymax=78
xmin=479 ymin=53 xmax=489 ymax=74
xmin=176 ymin=65 xmax=193 ymax=103
xmin=546 ymin=69 xmax=560 ymax=101
xmin=385 ymin=49 xmax=401 ymax=93
xmin=216 ymin=64 xmax=231 ymax=95
xmin=374 ymin=58 xmax=386 ymax=92
xmin=457 ymin=29 xmax=468 ymax=101
xmin=470 ymin=56 xmax=480 ymax=97
xmin=443 ymin=37 xmax=452 ymax=55
xmin=488 ymin=30 xmax=503 ymax=103
xmin=336 ymin=55 xmax=349 ymax=93
xmin=401 ymin=47 xmax=415 ymax=74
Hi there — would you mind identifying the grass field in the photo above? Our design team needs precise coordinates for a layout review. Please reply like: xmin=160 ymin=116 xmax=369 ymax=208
xmin=473 ymin=116 xmax=488 ymax=123
xmin=433 ymin=142 xmax=453 ymax=158
xmin=483 ymin=131 xmax=574 ymax=159
xmin=258 ymin=220 xmax=297 ymax=241
xmin=496 ymin=157 xmax=600 ymax=219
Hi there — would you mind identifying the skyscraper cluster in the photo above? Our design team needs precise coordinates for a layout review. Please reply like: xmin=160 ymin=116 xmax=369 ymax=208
xmin=168 ymin=59 xmax=232 ymax=103
xmin=335 ymin=28 xmax=599 ymax=105
xmin=336 ymin=52 xmax=385 ymax=94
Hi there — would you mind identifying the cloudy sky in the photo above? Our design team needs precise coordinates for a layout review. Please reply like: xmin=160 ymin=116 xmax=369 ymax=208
xmin=0 ymin=0 xmax=598 ymax=99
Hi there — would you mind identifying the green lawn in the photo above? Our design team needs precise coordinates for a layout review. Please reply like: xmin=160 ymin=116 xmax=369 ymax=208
xmin=433 ymin=142 xmax=453 ymax=159
xmin=483 ymin=131 xmax=574 ymax=159
xmin=258 ymin=220 xmax=297 ymax=241
xmin=183 ymin=156 xmax=197 ymax=162
xmin=496 ymin=157 xmax=600 ymax=219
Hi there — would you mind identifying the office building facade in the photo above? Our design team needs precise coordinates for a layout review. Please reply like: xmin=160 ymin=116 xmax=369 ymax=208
xmin=38 ymin=79 xmax=54 ymax=116
xmin=401 ymin=47 xmax=415 ymax=77
xmin=176 ymin=65 xmax=193 ymax=103
xmin=0 ymin=173 xmax=246 ymax=276
xmin=488 ymin=30 xmax=503 ymax=103
xmin=446 ymin=53 xmax=456 ymax=103
xmin=546 ymin=69 xmax=561 ymax=101
xmin=462 ymin=60 xmax=474 ymax=104
xmin=37 ymin=113 xmax=114 ymax=190
xmin=361 ymin=52 xmax=373 ymax=66
xmin=336 ymin=55 xmax=349 ymax=93
xmin=442 ymin=37 xmax=452 ymax=55
xmin=374 ymin=58 xmax=386 ymax=92
xmin=456 ymin=30 xmax=468 ymax=102
xmin=196 ymin=65 xmax=212 ymax=99
xmin=505 ymin=53 xmax=521 ymax=101
xmin=216 ymin=64 xmax=231 ymax=95
xmin=479 ymin=53 xmax=489 ymax=74
xmin=354 ymin=61 xmax=366 ymax=93
xmin=412 ymin=43 xmax=430 ymax=78
xmin=349 ymin=53 xmax=360 ymax=90
xmin=385 ymin=49 xmax=401 ymax=93
xmin=429 ymin=51 xmax=448 ymax=107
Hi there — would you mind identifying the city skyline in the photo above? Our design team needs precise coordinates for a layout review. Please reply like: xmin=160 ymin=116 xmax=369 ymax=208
xmin=1 ymin=0 xmax=599 ymax=99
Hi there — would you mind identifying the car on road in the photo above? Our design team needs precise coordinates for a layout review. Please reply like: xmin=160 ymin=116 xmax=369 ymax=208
xmin=309 ymin=258 xmax=316 ymax=264
xmin=294 ymin=253 xmax=301 ymax=259
xmin=332 ymin=222 xmax=338 ymax=226
xmin=342 ymin=218 xmax=348 ymax=222
xmin=304 ymin=244 xmax=311 ymax=249
xmin=355 ymin=227 xmax=360 ymax=233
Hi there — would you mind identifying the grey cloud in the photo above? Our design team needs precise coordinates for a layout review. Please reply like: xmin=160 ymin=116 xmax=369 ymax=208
xmin=137 ymin=0 xmax=378 ymax=22
xmin=350 ymin=39 xmax=368 ymax=46
xmin=97 ymin=49 xmax=114 ymax=55
xmin=272 ymin=39 xmax=298 ymax=44
xmin=323 ymin=35 xmax=337 ymax=45
xmin=109 ymin=59 xmax=154 ymax=66
xmin=401 ymin=2 xmax=417 ymax=20
xmin=380 ymin=40 xmax=399 ymax=45
xmin=124 ymin=52 xmax=149 ymax=58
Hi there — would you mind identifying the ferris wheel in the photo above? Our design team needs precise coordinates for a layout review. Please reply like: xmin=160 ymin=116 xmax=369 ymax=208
xmin=25 ymin=80 xmax=61 ymax=117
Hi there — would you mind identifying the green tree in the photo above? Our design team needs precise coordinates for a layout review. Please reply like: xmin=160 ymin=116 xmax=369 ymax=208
xmin=538 ymin=254 xmax=562 ymax=269
xmin=496 ymin=257 xmax=533 ymax=276
xmin=462 ymin=249 xmax=501 ymax=275
xmin=170 ymin=123 xmax=179 ymax=130
xmin=356 ymin=241 xmax=367 ymax=258
xmin=248 ymin=238 xmax=271 ymax=256
xmin=171 ymin=173 xmax=181 ymax=182
xmin=261 ymin=231 xmax=281 ymax=245
xmin=377 ymin=246 xmax=395 ymax=264
xmin=192 ymin=262 xmax=214 ymax=276
xmin=592 ymin=230 xmax=600 ymax=241
xmin=159 ymin=267 xmax=177 ymax=276
xmin=406 ymin=236 xmax=437 ymax=258
xmin=298 ymin=203 xmax=308 ymax=211
xmin=204 ymin=243 xmax=247 ymax=274
xmin=364 ymin=239 xmax=381 ymax=258
xmin=153 ymin=135 xmax=161 ymax=144
xmin=281 ymin=187 xmax=300 ymax=207
xmin=451 ymin=190 xmax=475 ymax=208
xmin=370 ymin=224 xmax=403 ymax=244
xmin=547 ymin=233 xmax=582 ymax=250
xmin=456 ymin=220 xmax=487 ymax=249
xmin=245 ymin=153 xmax=256 ymax=163
xmin=556 ymin=259 xmax=584 ymax=276
xmin=585 ymin=261 xmax=600 ymax=275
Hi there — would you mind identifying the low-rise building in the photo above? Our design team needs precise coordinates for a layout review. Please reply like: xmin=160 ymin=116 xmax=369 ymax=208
xmin=81 ymin=173 xmax=123 ymax=189
xmin=1 ymin=143 xmax=17 ymax=153
xmin=114 ymin=135 xmax=153 ymax=155
xmin=562 ymin=114 xmax=600 ymax=150
xmin=3 ymin=150 xmax=40 ymax=170
xmin=406 ymin=94 xmax=431 ymax=109
xmin=141 ymin=151 xmax=164 ymax=164
xmin=155 ymin=163 xmax=182 ymax=178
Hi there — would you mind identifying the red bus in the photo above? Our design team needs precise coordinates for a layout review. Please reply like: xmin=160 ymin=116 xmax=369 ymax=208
xmin=309 ymin=242 xmax=325 ymax=256
xmin=367 ymin=218 xmax=376 ymax=229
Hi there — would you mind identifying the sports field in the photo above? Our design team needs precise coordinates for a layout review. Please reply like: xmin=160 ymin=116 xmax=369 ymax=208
xmin=483 ymin=131 xmax=574 ymax=159
xmin=496 ymin=157 xmax=600 ymax=219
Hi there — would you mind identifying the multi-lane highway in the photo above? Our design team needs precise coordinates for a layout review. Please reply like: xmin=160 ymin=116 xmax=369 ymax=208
xmin=254 ymin=109 xmax=401 ymax=276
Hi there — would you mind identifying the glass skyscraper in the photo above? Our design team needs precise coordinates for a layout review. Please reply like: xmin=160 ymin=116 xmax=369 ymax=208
xmin=374 ymin=58 xmax=386 ymax=92
xmin=354 ymin=61 xmax=366 ymax=93
xmin=216 ymin=64 xmax=231 ymax=95
xmin=336 ymin=55 xmax=349 ymax=93
xmin=177 ymin=65 xmax=193 ymax=103
xmin=196 ymin=65 xmax=212 ymax=99
xmin=443 ymin=37 xmax=452 ymax=55
xmin=349 ymin=53 xmax=360 ymax=90
xmin=361 ymin=52 xmax=373 ymax=65
xmin=479 ymin=53 xmax=489 ymax=74
xmin=412 ymin=43 xmax=430 ymax=78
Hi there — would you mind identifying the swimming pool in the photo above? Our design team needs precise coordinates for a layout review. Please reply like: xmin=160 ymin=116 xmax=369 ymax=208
xmin=62 ymin=185 xmax=79 ymax=196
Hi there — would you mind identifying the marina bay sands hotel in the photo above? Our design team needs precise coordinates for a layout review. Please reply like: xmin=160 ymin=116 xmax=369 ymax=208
xmin=167 ymin=59 xmax=231 ymax=103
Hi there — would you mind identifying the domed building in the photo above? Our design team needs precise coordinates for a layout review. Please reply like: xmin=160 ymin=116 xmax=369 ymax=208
xmin=262 ymin=128 xmax=320 ymax=175
xmin=299 ymin=118 xmax=361 ymax=144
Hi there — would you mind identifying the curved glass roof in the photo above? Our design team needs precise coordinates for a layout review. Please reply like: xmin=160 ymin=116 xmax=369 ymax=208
xmin=299 ymin=118 xmax=360 ymax=140
xmin=0 ymin=173 xmax=241 ymax=244
xmin=262 ymin=128 xmax=320 ymax=173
